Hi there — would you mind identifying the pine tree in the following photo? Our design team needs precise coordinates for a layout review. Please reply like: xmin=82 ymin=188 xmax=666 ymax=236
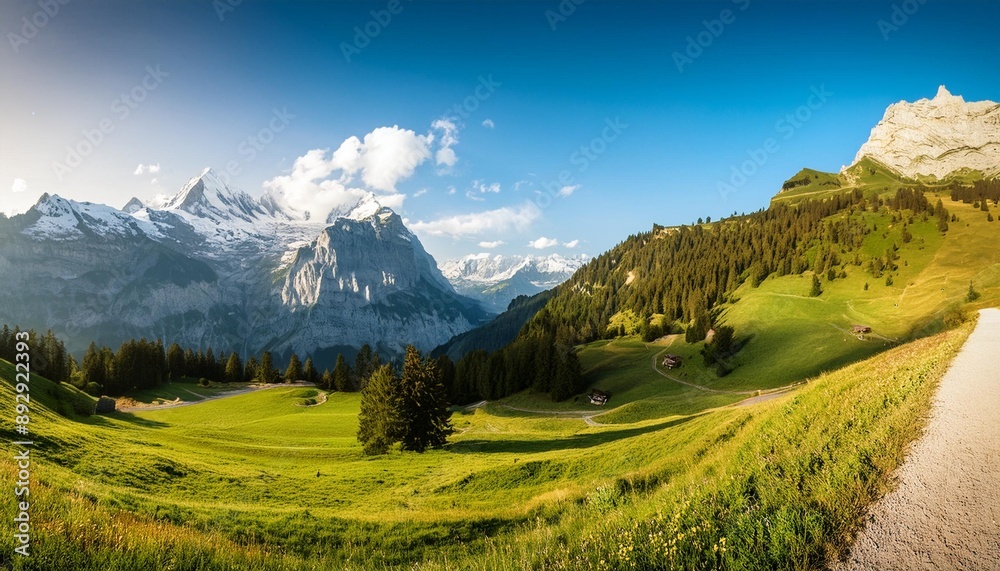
xmin=549 ymin=349 xmax=582 ymax=402
xmin=967 ymin=281 xmax=981 ymax=302
xmin=333 ymin=354 xmax=353 ymax=392
xmin=397 ymin=346 xmax=453 ymax=452
xmin=355 ymin=344 xmax=372 ymax=383
xmin=284 ymin=353 xmax=302 ymax=383
xmin=82 ymin=341 xmax=104 ymax=388
xmin=320 ymin=369 xmax=334 ymax=390
xmin=205 ymin=348 xmax=218 ymax=381
xmin=302 ymin=357 xmax=319 ymax=385
xmin=224 ymin=352 xmax=243 ymax=383
xmin=259 ymin=352 xmax=278 ymax=384
xmin=357 ymin=364 xmax=402 ymax=455
xmin=809 ymin=274 xmax=823 ymax=297
xmin=244 ymin=355 xmax=259 ymax=382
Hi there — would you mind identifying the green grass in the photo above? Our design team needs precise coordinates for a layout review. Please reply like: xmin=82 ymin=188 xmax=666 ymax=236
xmin=1 ymin=182 xmax=997 ymax=569
xmin=0 ymin=316 xmax=977 ymax=570
xmin=123 ymin=377 xmax=243 ymax=405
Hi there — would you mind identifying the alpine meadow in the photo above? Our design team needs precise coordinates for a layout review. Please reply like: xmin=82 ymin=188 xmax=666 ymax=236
xmin=1 ymin=2 xmax=998 ymax=570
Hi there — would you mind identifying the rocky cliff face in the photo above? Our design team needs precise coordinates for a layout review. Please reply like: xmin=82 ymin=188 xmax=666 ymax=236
xmin=278 ymin=207 xmax=478 ymax=355
xmin=850 ymin=86 xmax=1000 ymax=179
xmin=0 ymin=170 xmax=486 ymax=365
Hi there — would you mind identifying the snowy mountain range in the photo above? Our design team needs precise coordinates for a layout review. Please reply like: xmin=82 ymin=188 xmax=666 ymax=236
xmin=440 ymin=253 xmax=587 ymax=312
xmin=848 ymin=86 xmax=1000 ymax=179
xmin=0 ymin=169 xmax=487 ymax=365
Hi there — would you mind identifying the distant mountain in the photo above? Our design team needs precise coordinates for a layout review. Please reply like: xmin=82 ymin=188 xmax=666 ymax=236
xmin=848 ymin=86 xmax=999 ymax=179
xmin=440 ymin=253 xmax=586 ymax=312
xmin=433 ymin=290 xmax=555 ymax=361
xmin=0 ymin=169 xmax=487 ymax=366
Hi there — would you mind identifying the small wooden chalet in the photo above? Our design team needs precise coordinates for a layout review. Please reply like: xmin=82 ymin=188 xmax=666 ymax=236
xmin=589 ymin=389 xmax=609 ymax=406
xmin=662 ymin=354 xmax=683 ymax=369
xmin=852 ymin=325 xmax=872 ymax=335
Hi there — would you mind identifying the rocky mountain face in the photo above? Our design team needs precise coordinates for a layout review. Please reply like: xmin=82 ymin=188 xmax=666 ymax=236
xmin=0 ymin=169 xmax=486 ymax=366
xmin=440 ymin=253 xmax=586 ymax=312
xmin=849 ymin=86 xmax=1000 ymax=179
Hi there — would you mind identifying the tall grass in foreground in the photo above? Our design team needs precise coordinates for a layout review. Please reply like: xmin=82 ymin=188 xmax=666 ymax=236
xmin=0 ymin=321 xmax=973 ymax=570
xmin=417 ymin=321 xmax=973 ymax=570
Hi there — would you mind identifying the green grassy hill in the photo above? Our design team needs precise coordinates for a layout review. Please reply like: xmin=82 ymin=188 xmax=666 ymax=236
xmin=0 ymin=318 xmax=975 ymax=569
xmin=3 ymin=165 xmax=998 ymax=569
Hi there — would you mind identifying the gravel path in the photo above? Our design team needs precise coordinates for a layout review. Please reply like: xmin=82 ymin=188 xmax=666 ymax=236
xmin=834 ymin=308 xmax=1000 ymax=570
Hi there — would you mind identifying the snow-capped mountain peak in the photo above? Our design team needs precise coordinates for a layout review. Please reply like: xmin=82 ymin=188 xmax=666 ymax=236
xmin=441 ymin=253 xmax=585 ymax=286
xmin=849 ymin=86 xmax=1000 ymax=179
xmin=148 ymin=168 xmax=267 ymax=223
xmin=441 ymin=252 xmax=587 ymax=312
xmin=24 ymin=193 xmax=157 ymax=240
xmin=122 ymin=197 xmax=145 ymax=214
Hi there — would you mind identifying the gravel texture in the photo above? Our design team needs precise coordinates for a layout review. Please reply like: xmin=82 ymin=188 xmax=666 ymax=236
xmin=835 ymin=308 xmax=1000 ymax=570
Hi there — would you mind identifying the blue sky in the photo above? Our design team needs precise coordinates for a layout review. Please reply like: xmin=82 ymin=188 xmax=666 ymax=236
xmin=1 ymin=0 xmax=998 ymax=261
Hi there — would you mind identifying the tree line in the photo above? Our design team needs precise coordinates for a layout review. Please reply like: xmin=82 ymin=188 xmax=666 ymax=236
xmin=77 ymin=339 xmax=411 ymax=396
xmin=0 ymin=325 xmax=73 ymax=384
xmin=415 ymin=187 xmax=951 ymax=406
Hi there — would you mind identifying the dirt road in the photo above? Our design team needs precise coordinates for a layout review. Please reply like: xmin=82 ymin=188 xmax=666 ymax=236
xmin=117 ymin=382 xmax=316 ymax=412
xmin=834 ymin=308 xmax=1000 ymax=570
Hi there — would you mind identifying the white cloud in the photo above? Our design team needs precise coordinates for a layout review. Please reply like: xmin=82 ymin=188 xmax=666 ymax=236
xmin=447 ymin=186 xmax=456 ymax=195
xmin=465 ymin=180 xmax=501 ymax=201
xmin=150 ymin=178 xmax=158 ymax=185
xmin=482 ymin=119 xmax=495 ymax=129
xmin=353 ymin=126 xmax=432 ymax=191
xmin=528 ymin=236 xmax=559 ymax=249
xmin=478 ymin=181 xmax=501 ymax=193
xmin=478 ymin=240 xmax=506 ymax=248
xmin=264 ymin=125 xmax=432 ymax=219
xmin=514 ymin=180 xmax=531 ymax=192
xmin=11 ymin=178 xmax=27 ymax=193
xmin=413 ymin=188 xmax=428 ymax=198
xmin=432 ymin=118 xmax=459 ymax=171
xmin=408 ymin=202 xmax=541 ymax=238
xmin=263 ymin=151 xmax=368 ymax=220
xmin=436 ymin=147 xmax=457 ymax=169
xmin=379 ymin=193 xmax=407 ymax=210
xmin=133 ymin=163 xmax=160 ymax=175
xmin=558 ymin=184 xmax=579 ymax=197
xmin=563 ymin=239 xmax=580 ymax=248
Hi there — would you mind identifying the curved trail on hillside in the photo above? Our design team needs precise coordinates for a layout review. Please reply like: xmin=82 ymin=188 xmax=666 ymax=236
xmin=649 ymin=347 xmax=804 ymax=396
xmin=117 ymin=382 xmax=317 ymax=412
xmin=833 ymin=308 xmax=1000 ymax=570
xmin=498 ymin=404 xmax=606 ymax=426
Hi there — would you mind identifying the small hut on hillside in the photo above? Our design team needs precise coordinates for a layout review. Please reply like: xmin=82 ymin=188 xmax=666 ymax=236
xmin=94 ymin=396 xmax=116 ymax=414
xmin=662 ymin=354 xmax=683 ymax=369
xmin=588 ymin=389 xmax=609 ymax=406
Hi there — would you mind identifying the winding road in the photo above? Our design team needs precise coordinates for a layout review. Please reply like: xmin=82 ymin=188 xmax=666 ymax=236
xmin=834 ymin=308 xmax=1000 ymax=570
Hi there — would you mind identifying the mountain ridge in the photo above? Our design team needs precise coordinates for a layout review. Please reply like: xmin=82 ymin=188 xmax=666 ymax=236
xmin=0 ymin=170 xmax=486 ymax=366
xmin=848 ymin=85 xmax=1000 ymax=179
